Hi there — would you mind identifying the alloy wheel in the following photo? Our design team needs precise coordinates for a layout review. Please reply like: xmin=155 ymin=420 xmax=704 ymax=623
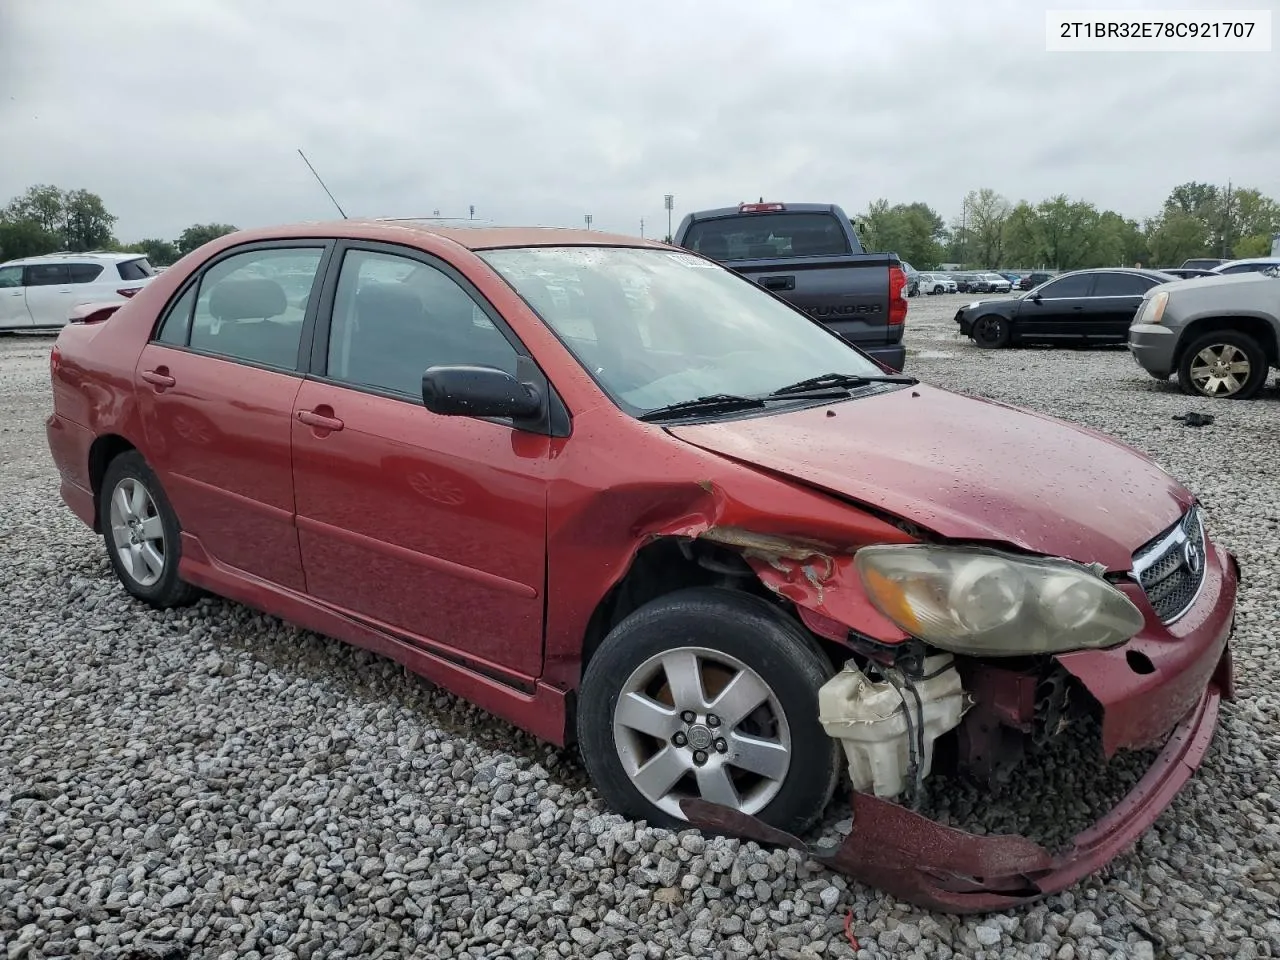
xmin=612 ymin=646 xmax=791 ymax=819
xmin=108 ymin=477 xmax=167 ymax=587
xmin=1189 ymin=343 xmax=1251 ymax=397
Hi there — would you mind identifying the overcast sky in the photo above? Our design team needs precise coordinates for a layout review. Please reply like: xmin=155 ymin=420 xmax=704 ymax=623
xmin=2 ymin=0 xmax=1276 ymax=241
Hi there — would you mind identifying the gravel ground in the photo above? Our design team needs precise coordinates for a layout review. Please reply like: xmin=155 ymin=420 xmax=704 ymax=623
xmin=2 ymin=299 xmax=1278 ymax=960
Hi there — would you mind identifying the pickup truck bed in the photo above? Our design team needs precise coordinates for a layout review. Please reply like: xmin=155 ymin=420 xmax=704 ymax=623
xmin=674 ymin=202 xmax=908 ymax=370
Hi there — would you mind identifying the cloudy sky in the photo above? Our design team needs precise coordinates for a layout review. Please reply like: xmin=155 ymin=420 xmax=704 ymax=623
xmin=2 ymin=0 xmax=1276 ymax=242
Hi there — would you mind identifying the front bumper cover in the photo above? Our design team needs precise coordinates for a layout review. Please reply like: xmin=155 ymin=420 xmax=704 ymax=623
xmin=682 ymin=646 xmax=1231 ymax=914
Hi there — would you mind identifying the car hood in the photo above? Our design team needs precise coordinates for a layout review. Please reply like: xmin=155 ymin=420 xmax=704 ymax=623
xmin=669 ymin=385 xmax=1192 ymax=571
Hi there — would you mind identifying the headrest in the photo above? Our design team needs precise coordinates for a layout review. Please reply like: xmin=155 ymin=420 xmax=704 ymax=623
xmin=209 ymin=278 xmax=287 ymax=321
xmin=790 ymin=231 xmax=835 ymax=256
xmin=698 ymin=236 xmax=729 ymax=259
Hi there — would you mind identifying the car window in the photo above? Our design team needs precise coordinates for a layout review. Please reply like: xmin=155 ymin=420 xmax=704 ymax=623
xmin=1039 ymin=274 xmax=1093 ymax=298
xmin=186 ymin=247 xmax=324 ymax=370
xmin=682 ymin=213 xmax=852 ymax=261
xmin=118 ymin=258 xmax=155 ymax=281
xmin=1092 ymin=273 xmax=1153 ymax=297
xmin=155 ymin=285 xmax=197 ymax=346
xmin=1219 ymin=262 xmax=1272 ymax=275
xmin=0 ymin=266 xmax=22 ymax=288
xmin=482 ymin=246 xmax=887 ymax=419
xmin=66 ymin=263 xmax=105 ymax=283
xmin=325 ymin=249 xmax=520 ymax=398
xmin=23 ymin=264 xmax=71 ymax=286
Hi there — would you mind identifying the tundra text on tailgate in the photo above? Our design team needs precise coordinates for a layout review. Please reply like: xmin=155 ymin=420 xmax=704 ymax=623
xmin=675 ymin=202 xmax=908 ymax=370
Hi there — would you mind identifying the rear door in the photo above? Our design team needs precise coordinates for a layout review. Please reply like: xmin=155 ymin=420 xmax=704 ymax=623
xmin=134 ymin=241 xmax=332 ymax=591
xmin=1018 ymin=273 xmax=1094 ymax=338
xmin=22 ymin=263 xmax=81 ymax=327
xmin=1088 ymin=272 xmax=1160 ymax=339
xmin=0 ymin=265 xmax=31 ymax=329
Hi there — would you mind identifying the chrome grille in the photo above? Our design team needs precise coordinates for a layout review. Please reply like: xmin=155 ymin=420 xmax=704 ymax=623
xmin=1132 ymin=506 xmax=1207 ymax=624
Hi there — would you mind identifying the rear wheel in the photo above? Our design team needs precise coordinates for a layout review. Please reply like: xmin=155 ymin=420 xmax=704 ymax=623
xmin=577 ymin=587 xmax=840 ymax=835
xmin=100 ymin=451 xmax=199 ymax=608
xmin=1177 ymin=331 xmax=1267 ymax=399
xmin=971 ymin=314 xmax=1012 ymax=348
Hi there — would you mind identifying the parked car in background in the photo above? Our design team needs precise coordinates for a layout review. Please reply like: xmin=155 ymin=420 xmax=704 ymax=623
xmin=1210 ymin=257 xmax=1280 ymax=277
xmin=978 ymin=273 xmax=1013 ymax=294
xmin=1180 ymin=257 xmax=1225 ymax=271
xmin=1155 ymin=267 xmax=1216 ymax=280
xmin=1129 ymin=265 xmax=1280 ymax=399
xmin=954 ymin=273 xmax=981 ymax=293
xmin=1000 ymin=272 xmax=1021 ymax=286
xmin=919 ymin=272 xmax=958 ymax=295
xmin=676 ymin=202 xmax=909 ymax=370
xmin=0 ymin=252 xmax=156 ymax=331
xmin=45 ymin=218 xmax=1237 ymax=910
xmin=1017 ymin=271 xmax=1056 ymax=291
xmin=902 ymin=260 xmax=920 ymax=297
xmin=956 ymin=268 xmax=1179 ymax=348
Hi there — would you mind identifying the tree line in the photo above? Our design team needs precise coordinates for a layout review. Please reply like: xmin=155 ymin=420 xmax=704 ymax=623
xmin=0 ymin=184 xmax=237 ymax=266
xmin=859 ymin=181 xmax=1278 ymax=271
xmin=4 ymin=180 xmax=1276 ymax=273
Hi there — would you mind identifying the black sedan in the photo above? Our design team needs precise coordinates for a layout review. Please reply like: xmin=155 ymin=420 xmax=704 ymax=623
xmin=955 ymin=268 xmax=1179 ymax=348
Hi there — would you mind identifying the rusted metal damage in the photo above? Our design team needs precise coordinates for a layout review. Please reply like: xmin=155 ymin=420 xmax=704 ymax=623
xmin=682 ymin=672 xmax=1226 ymax=913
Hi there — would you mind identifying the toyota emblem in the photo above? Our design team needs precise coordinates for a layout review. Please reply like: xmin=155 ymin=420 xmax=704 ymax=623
xmin=1182 ymin=538 xmax=1203 ymax=576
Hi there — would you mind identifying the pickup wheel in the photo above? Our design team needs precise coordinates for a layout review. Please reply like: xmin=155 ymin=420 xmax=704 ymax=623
xmin=577 ymin=587 xmax=840 ymax=836
xmin=1177 ymin=331 xmax=1267 ymax=399
xmin=971 ymin=315 xmax=1012 ymax=348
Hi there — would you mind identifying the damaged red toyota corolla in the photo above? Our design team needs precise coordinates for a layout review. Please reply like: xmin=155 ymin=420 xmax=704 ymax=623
xmin=46 ymin=222 xmax=1236 ymax=912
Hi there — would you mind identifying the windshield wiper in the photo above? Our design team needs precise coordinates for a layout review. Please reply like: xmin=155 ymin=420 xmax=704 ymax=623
xmin=639 ymin=394 xmax=767 ymax=422
xmin=769 ymin=371 xmax=918 ymax=397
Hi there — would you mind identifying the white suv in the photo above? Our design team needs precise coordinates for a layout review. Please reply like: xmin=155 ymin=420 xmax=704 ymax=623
xmin=0 ymin=252 xmax=157 ymax=331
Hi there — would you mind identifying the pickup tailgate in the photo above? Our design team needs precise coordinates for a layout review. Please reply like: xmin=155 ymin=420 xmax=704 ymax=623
xmin=729 ymin=254 xmax=900 ymax=349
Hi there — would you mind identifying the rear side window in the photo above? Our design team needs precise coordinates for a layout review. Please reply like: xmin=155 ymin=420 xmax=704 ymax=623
xmin=682 ymin=213 xmax=852 ymax=261
xmin=1092 ymin=273 xmax=1153 ymax=296
xmin=1219 ymin=262 xmax=1270 ymax=275
xmin=23 ymin=264 xmax=71 ymax=286
xmin=155 ymin=285 xmax=197 ymax=346
xmin=185 ymin=248 xmax=325 ymax=370
xmin=0 ymin=266 xmax=22 ymax=288
xmin=67 ymin=263 xmax=105 ymax=283
xmin=117 ymin=258 xmax=155 ymax=281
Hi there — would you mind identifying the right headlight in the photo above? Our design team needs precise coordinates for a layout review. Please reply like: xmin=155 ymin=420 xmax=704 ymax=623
xmin=854 ymin=544 xmax=1145 ymax=657
xmin=1135 ymin=290 xmax=1168 ymax=325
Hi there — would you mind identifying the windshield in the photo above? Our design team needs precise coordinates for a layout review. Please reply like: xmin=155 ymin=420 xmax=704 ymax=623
xmin=480 ymin=246 xmax=888 ymax=418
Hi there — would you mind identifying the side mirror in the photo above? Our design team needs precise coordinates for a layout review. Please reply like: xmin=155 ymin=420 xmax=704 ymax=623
xmin=1030 ymin=292 xmax=1043 ymax=302
xmin=422 ymin=364 xmax=543 ymax=420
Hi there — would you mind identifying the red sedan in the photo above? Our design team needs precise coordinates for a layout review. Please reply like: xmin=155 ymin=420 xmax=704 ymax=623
xmin=46 ymin=221 xmax=1236 ymax=911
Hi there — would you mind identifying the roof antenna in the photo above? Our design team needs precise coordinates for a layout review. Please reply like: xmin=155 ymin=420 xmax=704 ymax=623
xmin=297 ymin=148 xmax=348 ymax=219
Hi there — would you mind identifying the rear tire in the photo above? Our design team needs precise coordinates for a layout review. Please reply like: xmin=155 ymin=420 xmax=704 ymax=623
xmin=577 ymin=587 xmax=840 ymax=836
xmin=971 ymin=314 xmax=1012 ymax=348
xmin=1176 ymin=331 xmax=1267 ymax=399
xmin=100 ymin=451 xmax=199 ymax=608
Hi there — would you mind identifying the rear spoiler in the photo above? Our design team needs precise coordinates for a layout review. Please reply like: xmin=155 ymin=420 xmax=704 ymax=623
xmin=69 ymin=302 xmax=123 ymax=325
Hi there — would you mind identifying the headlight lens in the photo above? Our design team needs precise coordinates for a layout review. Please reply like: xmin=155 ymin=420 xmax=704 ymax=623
xmin=1136 ymin=290 xmax=1168 ymax=325
xmin=854 ymin=545 xmax=1144 ymax=656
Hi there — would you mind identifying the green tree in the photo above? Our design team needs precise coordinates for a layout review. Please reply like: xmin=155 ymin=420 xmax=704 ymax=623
xmin=61 ymin=189 xmax=117 ymax=251
xmin=1165 ymin=181 xmax=1219 ymax=216
xmin=1232 ymin=234 xmax=1273 ymax=258
xmin=1031 ymin=195 xmax=1105 ymax=270
xmin=177 ymin=223 xmax=239 ymax=256
xmin=860 ymin=199 xmax=946 ymax=268
xmin=1 ymin=184 xmax=118 ymax=254
xmin=1144 ymin=209 xmax=1211 ymax=265
xmin=1000 ymin=201 xmax=1041 ymax=267
xmin=963 ymin=188 xmax=1010 ymax=268
xmin=126 ymin=238 xmax=180 ymax=266
xmin=3 ymin=184 xmax=65 ymax=236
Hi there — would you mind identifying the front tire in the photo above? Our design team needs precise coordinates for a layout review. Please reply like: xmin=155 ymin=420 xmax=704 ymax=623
xmin=100 ymin=451 xmax=199 ymax=608
xmin=577 ymin=587 xmax=840 ymax=835
xmin=971 ymin=314 xmax=1012 ymax=348
xmin=1176 ymin=331 xmax=1268 ymax=399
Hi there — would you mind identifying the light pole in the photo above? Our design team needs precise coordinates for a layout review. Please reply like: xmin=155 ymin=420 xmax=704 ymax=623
xmin=664 ymin=194 xmax=674 ymax=242
xmin=584 ymin=214 xmax=593 ymax=230
xmin=640 ymin=217 xmax=645 ymax=238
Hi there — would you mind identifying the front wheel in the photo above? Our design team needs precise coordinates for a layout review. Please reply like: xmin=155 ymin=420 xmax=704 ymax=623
xmin=577 ymin=587 xmax=840 ymax=835
xmin=971 ymin=314 xmax=1012 ymax=348
xmin=1177 ymin=331 xmax=1268 ymax=399
xmin=100 ymin=451 xmax=199 ymax=608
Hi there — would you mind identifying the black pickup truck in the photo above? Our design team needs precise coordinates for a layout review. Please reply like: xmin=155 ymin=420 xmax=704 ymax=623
xmin=673 ymin=201 xmax=909 ymax=370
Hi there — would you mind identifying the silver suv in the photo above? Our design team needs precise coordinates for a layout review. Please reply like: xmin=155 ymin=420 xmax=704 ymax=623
xmin=0 ymin=252 xmax=156 ymax=331
xmin=1128 ymin=265 xmax=1280 ymax=399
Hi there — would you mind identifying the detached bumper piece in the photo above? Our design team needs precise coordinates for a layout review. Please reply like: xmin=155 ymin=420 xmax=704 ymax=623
xmin=682 ymin=674 xmax=1223 ymax=914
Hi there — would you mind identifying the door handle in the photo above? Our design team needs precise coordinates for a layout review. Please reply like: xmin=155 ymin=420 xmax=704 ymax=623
xmin=141 ymin=368 xmax=176 ymax=389
xmin=297 ymin=408 xmax=345 ymax=432
xmin=759 ymin=275 xmax=795 ymax=291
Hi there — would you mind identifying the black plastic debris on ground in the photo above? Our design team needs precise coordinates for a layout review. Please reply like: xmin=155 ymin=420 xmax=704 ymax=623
xmin=1173 ymin=412 xmax=1215 ymax=427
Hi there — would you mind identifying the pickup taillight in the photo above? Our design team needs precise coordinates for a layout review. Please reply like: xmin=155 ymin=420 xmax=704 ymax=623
xmin=888 ymin=266 xmax=909 ymax=326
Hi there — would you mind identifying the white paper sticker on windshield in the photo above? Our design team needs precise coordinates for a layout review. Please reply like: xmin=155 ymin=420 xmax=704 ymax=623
xmin=666 ymin=252 xmax=718 ymax=268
